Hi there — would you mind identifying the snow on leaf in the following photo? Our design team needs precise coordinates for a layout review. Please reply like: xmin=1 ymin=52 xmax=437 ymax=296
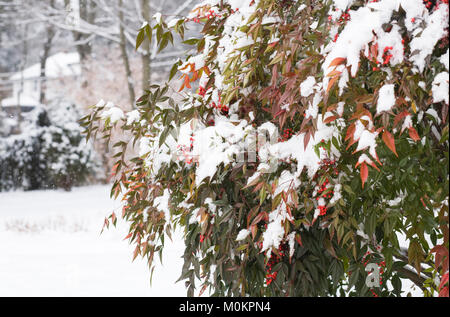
xmin=376 ymin=84 xmax=396 ymax=115
xmin=236 ymin=229 xmax=251 ymax=241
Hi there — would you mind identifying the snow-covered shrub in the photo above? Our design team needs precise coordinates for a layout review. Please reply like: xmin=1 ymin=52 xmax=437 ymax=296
xmin=0 ymin=103 xmax=102 ymax=191
xmin=83 ymin=0 xmax=449 ymax=296
xmin=0 ymin=111 xmax=18 ymax=137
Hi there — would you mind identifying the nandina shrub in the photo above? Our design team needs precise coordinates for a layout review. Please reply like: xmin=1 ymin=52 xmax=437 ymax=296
xmin=82 ymin=0 xmax=449 ymax=297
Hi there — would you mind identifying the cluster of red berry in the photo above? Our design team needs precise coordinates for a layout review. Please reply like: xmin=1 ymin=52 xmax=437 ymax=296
xmin=205 ymin=9 xmax=222 ymax=19
xmin=313 ymin=155 xmax=339 ymax=217
xmin=186 ymin=9 xmax=222 ymax=23
xmin=315 ymin=177 xmax=333 ymax=216
xmin=198 ymin=86 xmax=207 ymax=97
xmin=265 ymin=243 xmax=288 ymax=286
xmin=382 ymin=46 xmax=394 ymax=65
xmin=315 ymin=173 xmax=335 ymax=215
xmin=210 ymin=100 xmax=229 ymax=116
xmin=423 ymin=0 xmax=448 ymax=10
xmin=328 ymin=8 xmax=351 ymax=24
xmin=372 ymin=45 xmax=395 ymax=71
xmin=337 ymin=11 xmax=351 ymax=24
xmin=279 ymin=128 xmax=294 ymax=142
xmin=328 ymin=8 xmax=352 ymax=43
xmin=315 ymin=157 xmax=338 ymax=177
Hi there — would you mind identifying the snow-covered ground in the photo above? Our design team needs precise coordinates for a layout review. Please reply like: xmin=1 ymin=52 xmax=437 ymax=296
xmin=0 ymin=185 xmax=187 ymax=297
xmin=0 ymin=184 xmax=424 ymax=297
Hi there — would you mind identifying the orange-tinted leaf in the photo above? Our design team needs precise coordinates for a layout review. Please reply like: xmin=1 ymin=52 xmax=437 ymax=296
xmin=178 ymin=78 xmax=186 ymax=92
xmin=409 ymin=127 xmax=420 ymax=141
xmin=191 ymin=70 xmax=198 ymax=82
xmin=323 ymin=115 xmax=337 ymax=124
xmin=360 ymin=162 xmax=368 ymax=188
xmin=326 ymin=69 xmax=342 ymax=77
xmin=203 ymin=66 xmax=211 ymax=76
xmin=382 ymin=130 xmax=398 ymax=157
xmin=345 ymin=123 xmax=355 ymax=141
xmin=326 ymin=75 xmax=339 ymax=93
xmin=185 ymin=75 xmax=191 ymax=89
xmin=326 ymin=104 xmax=338 ymax=112
xmin=329 ymin=57 xmax=346 ymax=68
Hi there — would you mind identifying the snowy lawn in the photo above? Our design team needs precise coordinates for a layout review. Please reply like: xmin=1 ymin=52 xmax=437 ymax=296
xmin=0 ymin=185 xmax=187 ymax=297
xmin=0 ymin=185 xmax=423 ymax=297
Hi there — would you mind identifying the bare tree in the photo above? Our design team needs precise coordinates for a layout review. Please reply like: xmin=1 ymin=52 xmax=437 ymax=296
xmin=140 ymin=0 xmax=151 ymax=90
xmin=39 ymin=0 xmax=57 ymax=104
xmin=118 ymin=0 xmax=135 ymax=106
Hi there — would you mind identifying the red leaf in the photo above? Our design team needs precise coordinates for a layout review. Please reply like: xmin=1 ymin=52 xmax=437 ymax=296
xmin=408 ymin=127 xmax=420 ymax=141
xmin=439 ymin=287 xmax=449 ymax=297
xmin=439 ymin=272 xmax=449 ymax=290
xmin=111 ymin=212 xmax=117 ymax=224
xmin=431 ymin=245 xmax=449 ymax=269
xmin=382 ymin=130 xmax=398 ymax=157
xmin=368 ymin=159 xmax=380 ymax=171
xmin=304 ymin=130 xmax=311 ymax=150
xmin=360 ymin=162 xmax=368 ymax=188
xmin=394 ymin=110 xmax=409 ymax=127
xmin=250 ymin=212 xmax=265 ymax=227
xmin=250 ymin=224 xmax=257 ymax=240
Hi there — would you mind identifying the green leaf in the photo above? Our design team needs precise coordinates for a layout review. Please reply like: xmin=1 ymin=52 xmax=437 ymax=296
xmin=136 ymin=28 xmax=145 ymax=50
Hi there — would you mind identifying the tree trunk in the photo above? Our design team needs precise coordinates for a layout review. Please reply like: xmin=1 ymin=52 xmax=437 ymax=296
xmin=39 ymin=1 xmax=56 ymax=105
xmin=16 ymin=22 xmax=28 ymax=132
xmin=118 ymin=0 xmax=135 ymax=107
xmin=65 ymin=0 xmax=95 ymax=64
xmin=141 ymin=0 xmax=151 ymax=91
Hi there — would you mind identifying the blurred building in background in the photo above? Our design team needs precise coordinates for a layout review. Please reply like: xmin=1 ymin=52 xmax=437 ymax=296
xmin=1 ymin=52 xmax=80 ymax=115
